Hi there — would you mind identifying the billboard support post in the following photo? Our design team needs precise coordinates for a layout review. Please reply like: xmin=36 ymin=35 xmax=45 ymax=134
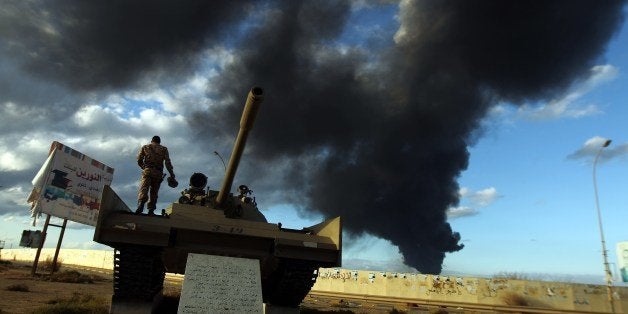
xmin=50 ymin=218 xmax=67 ymax=275
xmin=31 ymin=214 xmax=51 ymax=276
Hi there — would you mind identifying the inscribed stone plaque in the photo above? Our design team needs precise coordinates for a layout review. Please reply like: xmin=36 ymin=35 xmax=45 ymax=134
xmin=178 ymin=253 xmax=263 ymax=313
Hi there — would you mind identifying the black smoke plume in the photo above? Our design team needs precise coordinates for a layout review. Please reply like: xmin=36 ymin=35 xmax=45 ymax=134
xmin=195 ymin=0 xmax=626 ymax=274
xmin=2 ymin=0 xmax=625 ymax=274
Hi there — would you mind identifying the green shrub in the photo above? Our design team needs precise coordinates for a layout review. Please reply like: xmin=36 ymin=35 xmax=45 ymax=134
xmin=6 ymin=284 xmax=29 ymax=292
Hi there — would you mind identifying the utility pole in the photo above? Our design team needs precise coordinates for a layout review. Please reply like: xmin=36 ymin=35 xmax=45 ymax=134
xmin=592 ymin=139 xmax=615 ymax=313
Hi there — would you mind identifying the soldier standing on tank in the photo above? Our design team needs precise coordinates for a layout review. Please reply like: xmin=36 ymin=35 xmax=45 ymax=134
xmin=136 ymin=135 xmax=176 ymax=215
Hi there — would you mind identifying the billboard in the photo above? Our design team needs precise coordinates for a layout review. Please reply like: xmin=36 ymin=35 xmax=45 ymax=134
xmin=19 ymin=230 xmax=43 ymax=248
xmin=618 ymin=242 xmax=628 ymax=283
xmin=28 ymin=141 xmax=114 ymax=226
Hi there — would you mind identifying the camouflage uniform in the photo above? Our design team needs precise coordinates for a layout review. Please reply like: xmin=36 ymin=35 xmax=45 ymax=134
xmin=137 ymin=142 xmax=174 ymax=214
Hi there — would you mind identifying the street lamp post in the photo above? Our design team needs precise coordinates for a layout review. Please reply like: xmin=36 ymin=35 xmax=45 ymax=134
xmin=592 ymin=139 xmax=614 ymax=313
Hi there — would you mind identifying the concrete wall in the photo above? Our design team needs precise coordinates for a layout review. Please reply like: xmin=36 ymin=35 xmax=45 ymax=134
xmin=312 ymin=268 xmax=628 ymax=313
xmin=0 ymin=248 xmax=114 ymax=270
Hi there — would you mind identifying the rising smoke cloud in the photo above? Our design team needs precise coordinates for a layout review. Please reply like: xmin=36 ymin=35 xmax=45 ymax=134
xmin=195 ymin=0 xmax=626 ymax=274
xmin=1 ymin=0 xmax=625 ymax=274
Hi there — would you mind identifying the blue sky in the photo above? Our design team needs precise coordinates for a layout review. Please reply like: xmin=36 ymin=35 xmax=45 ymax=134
xmin=0 ymin=1 xmax=627 ymax=285
xmin=448 ymin=20 xmax=628 ymax=280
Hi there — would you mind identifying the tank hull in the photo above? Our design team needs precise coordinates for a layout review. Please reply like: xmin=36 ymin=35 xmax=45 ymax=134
xmin=94 ymin=185 xmax=341 ymax=306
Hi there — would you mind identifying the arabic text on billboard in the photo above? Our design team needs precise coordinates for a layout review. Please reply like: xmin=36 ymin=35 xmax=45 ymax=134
xmin=29 ymin=141 xmax=114 ymax=226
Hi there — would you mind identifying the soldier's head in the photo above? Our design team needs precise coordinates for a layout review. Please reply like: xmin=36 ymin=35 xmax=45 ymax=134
xmin=151 ymin=136 xmax=161 ymax=144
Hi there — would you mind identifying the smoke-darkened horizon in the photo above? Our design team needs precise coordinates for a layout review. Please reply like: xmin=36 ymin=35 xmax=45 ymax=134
xmin=1 ymin=0 xmax=625 ymax=274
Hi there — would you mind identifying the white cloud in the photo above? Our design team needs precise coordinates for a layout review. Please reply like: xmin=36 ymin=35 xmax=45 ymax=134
xmin=392 ymin=0 xmax=416 ymax=46
xmin=447 ymin=186 xmax=500 ymax=219
xmin=0 ymin=133 xmax=58 ymax=172
xmin=518 ymin=64 xmax=618 ymax=120
xmin=0 ymin=152 xmax=30 ymax=171
xmin=0 ymin=186 xmax=32 ymax=217
xmin=567 ymin=136 xmax=628 ymax=163
xmin=446 ymin=206 xmax=478 ymax=219
xmin=470 ymin=187 xmax=499 ymax=207
xmin=65 ymin=220 xmax=96 ymax=230
xmin=62 ymin=240 xmax=108 ymax=250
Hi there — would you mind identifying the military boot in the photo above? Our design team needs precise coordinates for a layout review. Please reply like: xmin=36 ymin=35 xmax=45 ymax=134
xmin=135 ymin=200 xmax=146 ymax=214
xmin=147 ymin=208 xmax=156 ymax=216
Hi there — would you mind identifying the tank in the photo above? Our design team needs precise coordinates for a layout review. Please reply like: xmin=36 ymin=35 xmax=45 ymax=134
xmin=93 ymin=87 xmax=341 ymax=308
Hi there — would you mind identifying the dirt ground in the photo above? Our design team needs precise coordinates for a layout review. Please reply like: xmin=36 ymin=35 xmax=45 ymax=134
xmin=0 ymin=262 xmax=110 ymax=313
xmin=0 ymin=262 xmax=184 ymax=314
xmin=0 ymin=262 xmax=404 ymax=314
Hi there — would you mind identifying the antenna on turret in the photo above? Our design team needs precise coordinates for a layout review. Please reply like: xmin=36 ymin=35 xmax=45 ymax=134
xmin=213 ymin=151 xmax=227 ymax=173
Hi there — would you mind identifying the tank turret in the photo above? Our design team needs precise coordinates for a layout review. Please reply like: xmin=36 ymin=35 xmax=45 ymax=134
xmin=175 ymin=87 xmax=265 ymax=220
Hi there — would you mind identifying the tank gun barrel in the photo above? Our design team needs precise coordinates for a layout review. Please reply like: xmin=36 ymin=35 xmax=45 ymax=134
xmin=216 ymin=87 xmax=264 ymax=207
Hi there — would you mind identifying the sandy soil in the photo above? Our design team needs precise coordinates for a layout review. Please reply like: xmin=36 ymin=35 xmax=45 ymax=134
xmin=0 ymin=262 xmax=402 ymax=314
xmin=0 ymin=262 xmax=114 ymax=313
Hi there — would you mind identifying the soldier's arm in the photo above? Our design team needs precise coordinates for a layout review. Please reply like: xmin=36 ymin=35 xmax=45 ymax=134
xmin=164 ymin=148 xmax=174 ymax=177
xmin=137 ymin=146 xmax=145 ymax=169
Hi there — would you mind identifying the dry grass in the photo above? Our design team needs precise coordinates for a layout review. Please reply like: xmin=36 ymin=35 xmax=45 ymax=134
xmin=501 ymin=292 xmax=530 ymax=306
xmin=33 ymin=293 xmax=108 ymax=314
xmin=39 ymin=257 xmax=63 ymax=272
xmin=300 ymin=309 xmax=355 ymax=314
xmin=47 ymin=270 xmax=104 ymax=284
xmin=6 ymin=284 xmax=29 ymax=292
xmin=0 ymin=261 xmax=11 ymax=272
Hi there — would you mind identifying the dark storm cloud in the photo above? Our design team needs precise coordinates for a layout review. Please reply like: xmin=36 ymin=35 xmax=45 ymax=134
xmin=193 ymin=0 xmax=626 ymax=274
xmin=0 ymin=0 xmax=251 ymax=92
xmin=0 ymin=0 xmax=253 ymax=216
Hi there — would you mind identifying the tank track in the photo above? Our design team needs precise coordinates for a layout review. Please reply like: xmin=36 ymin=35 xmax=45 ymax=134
xmin=113 ymin=245 xmax=165 ymax=300
xmin=263 ymin=258 xmax=323 ymax=307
